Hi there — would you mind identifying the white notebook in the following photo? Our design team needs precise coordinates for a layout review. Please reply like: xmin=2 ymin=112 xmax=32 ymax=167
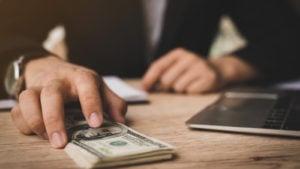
xmin=0 ymin=76 xmax=148 ymax=111
xmin=0 ymin=99 xmax=17 ymax=111
xmin=103 ymin=76 xmax=148 ymax=103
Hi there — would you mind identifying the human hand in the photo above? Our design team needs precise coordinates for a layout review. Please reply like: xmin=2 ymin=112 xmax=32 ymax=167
xmin=141 ymin=48 xmax=224 ymax=93
xmin=11 ymin=56 xmax=127 ymax=148
xmin=141 ymin=48 xmax=257 ymax=93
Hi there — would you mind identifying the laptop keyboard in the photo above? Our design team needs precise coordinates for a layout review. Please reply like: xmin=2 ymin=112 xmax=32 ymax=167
xmin=263 ymin=96 xmax=291 ymax=129
xmin=263 ymin=109 xmax=287 ymax=129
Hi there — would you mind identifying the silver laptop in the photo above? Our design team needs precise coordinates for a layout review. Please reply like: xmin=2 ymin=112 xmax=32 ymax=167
xmin=186 ymin=87 xmax=300 ymax=137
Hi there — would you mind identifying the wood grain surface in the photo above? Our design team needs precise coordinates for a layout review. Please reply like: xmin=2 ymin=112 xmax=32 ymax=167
xmin=0 ymin=79 xmax=299 ymax=169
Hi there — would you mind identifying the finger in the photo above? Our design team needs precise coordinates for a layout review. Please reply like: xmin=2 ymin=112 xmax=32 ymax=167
xmin=173 ymin=68 xmax=201 ymax=93
xmin=159 ymin=54 xmax=198 ymax=90
xmin=40 ymin=80 xmax=67 ymax=148
xmin=102 ymin=82 xmax=127 ymax=123
xmin=18 ymin=89 xmax=47 ymax=139
xmin=73 ymin=70 xmax=103 ymax=128
xmin=172 ymin=59 xmax=209 ymax=93
xmin=186 ymin=71 xmax=218 ymax=94
xmin=186 ymin=78 xmax=207 ymax=94
xmin=141 ymin=48 xmax=184 ymax=90
xmin=11 ymin=105 xmax=33 ymax=135
xmin=179 ymin=60 xmax=218 ymax=93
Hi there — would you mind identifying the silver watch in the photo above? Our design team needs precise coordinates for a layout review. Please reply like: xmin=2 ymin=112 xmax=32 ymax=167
xmin=4 ymin=56 xmax=26 ymax=98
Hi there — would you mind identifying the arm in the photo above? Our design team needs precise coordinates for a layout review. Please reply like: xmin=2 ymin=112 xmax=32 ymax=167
xmin=0 ymin=0 xmax=127 ymax=148
xmin=224 ymin=0 xmax=300 ymax=82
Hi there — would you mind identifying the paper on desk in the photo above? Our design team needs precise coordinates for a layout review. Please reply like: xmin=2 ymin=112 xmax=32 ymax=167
xmin=273 ymin=79 xmax=300 ymax=90
xmin=0 ymin=99 xmax=17 ymax=111
xmin=0 ymin=76 xmax=147 ymax=111
xmin=103 ymin=76 xmax=148 ymax=103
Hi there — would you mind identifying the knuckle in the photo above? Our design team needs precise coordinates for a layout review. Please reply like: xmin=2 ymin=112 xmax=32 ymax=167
xmin=19 ymin=89 xmax=37 ymax=101
xmin=41 ymin=85 xmax=58 ymax=98
xmin=173 ymin=47 xmax=186 ymax=55
xmin=77 ymin=68 xmax=97 ymax=78
xmin=173 ymin=48 xmax=197 ymax=60
xmin=189 ymin=53 xmax=200 ymax=61
xmin=28 ymin=118 xmax=44 ymax=133
xmin=41 ymin=80 xmax=65 ymax=96
xmin=41 ymin=79 xmax=70 ymax=99
xmin=74 ymin=69 xmax=100 ymax=85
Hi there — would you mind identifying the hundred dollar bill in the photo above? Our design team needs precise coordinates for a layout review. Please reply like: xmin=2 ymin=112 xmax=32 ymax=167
xmin=64 ymin=110 xmax=175 ymax=169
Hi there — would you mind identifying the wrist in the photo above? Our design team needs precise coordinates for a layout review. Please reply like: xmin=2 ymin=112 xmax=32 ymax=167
xmin=4 ymin=52 xmax=57 ymax=98
xmin=210 ymin=55 xmax=258 ymax=85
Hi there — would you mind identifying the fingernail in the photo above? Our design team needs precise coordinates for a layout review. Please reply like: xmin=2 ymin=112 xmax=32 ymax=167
xmin=89 ymin=112 xmax=101 ymax=127
xmin=51 ymin=132 xmax=65 ymax=148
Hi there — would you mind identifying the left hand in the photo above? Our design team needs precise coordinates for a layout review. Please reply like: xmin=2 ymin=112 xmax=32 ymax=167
xmin=141 ymin=48 xmax=258 ymax=94
xmin=141 ymin=48 xmax=224 ymax=93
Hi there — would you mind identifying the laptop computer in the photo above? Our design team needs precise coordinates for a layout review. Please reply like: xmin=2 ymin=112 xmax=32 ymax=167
xmin=186 ymin=87 xmax=300 ymax=137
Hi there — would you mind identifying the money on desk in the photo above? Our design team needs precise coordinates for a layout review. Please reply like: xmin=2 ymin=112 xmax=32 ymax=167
xmin=64 ymin=110 xmax=175 ymax=169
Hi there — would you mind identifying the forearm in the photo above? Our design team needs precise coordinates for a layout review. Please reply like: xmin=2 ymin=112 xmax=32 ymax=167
xmin=225 ymin=0 xmax=300 ymax=82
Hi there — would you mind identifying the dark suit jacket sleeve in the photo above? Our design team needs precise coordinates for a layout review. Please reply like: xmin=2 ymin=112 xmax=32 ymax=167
xmin=0 ymin=0 xmax=61 ymax=97
xmin=224 ymin=0 xmax=300 ymax=83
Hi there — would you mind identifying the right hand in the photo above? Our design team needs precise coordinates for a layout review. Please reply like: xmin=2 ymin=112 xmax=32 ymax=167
xmin=10 ymin=56 xmax=127 ymax=148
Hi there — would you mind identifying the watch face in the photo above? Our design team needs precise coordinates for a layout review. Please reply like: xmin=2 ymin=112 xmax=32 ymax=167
xmin=4 ymin=60 xmax=23 ymax=97
xmin=4 ymin=63 xmax=17 ymax=96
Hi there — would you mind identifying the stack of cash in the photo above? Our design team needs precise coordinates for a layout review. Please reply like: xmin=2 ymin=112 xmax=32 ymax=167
xmin=64 ymin=112 xmax=175 ymax=168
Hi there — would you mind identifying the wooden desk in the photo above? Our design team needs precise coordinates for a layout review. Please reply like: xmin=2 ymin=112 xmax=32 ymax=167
xmin=0 ymin=79 xmax=299 ymax=169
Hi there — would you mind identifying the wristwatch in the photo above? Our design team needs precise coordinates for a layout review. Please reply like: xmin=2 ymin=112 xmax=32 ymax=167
xmin=4 ymin=56 xmax=26 ymax=98
xmin=4 ymin=52 xmax=53 ymax=98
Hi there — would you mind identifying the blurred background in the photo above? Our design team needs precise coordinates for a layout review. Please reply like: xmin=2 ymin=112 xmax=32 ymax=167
xmin=0 ymin=0 xmax=300 ymax=99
